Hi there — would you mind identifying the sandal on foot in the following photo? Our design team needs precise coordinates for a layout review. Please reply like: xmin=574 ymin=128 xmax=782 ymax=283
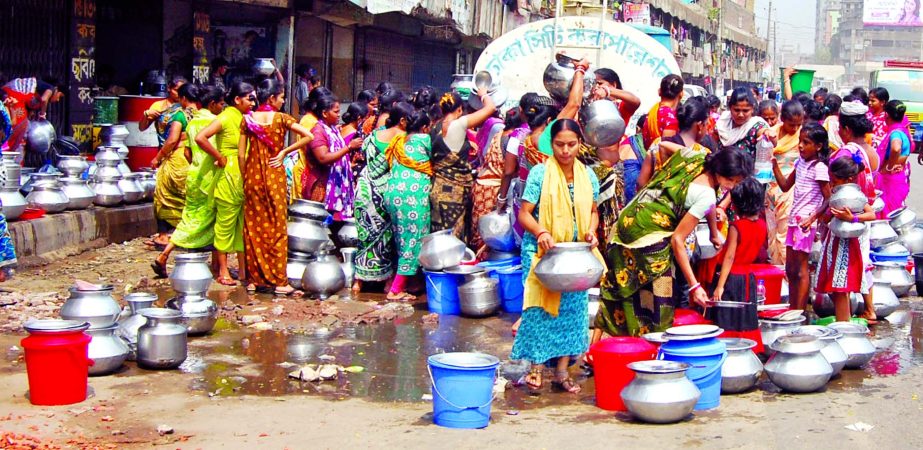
xmin=551 ymin=376 xmax=581 ymax=394
xmin=275 ymin=286 xmax=296 ymax=296
xmin=525 ymin=367 xmax=543 ymax=392
xmin=151 ymin=260 xmax=168 ymax=278
xmin=216 ymin=277 xmax=237 ymax=287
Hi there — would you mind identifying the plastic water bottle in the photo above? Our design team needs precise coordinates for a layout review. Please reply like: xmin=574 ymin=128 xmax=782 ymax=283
xmin=754 ymin=136 xmax=774 ymax=183
xmin=756 ymin=280 xmax=767 ymax=305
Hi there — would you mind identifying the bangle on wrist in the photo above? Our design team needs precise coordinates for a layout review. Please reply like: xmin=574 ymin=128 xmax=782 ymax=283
xmin=852 ymin=214 xmax=859 ymax=223
xmin=536 ymin=230 xmax=550 ymax=240
xmin=687 ymin=282 xmax=702 ymax=294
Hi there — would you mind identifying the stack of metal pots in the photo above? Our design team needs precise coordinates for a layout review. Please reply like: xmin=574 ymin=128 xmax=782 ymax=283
xmin=58 ymin=284 xmax=129 ymax=375
xmin=166 ymin=252 xmax=218 ymax=335
xmin=0 ymin=151 xmax=28 ymax=220
xmin=57 ymin=155 xmax=93 ymax=210
xmin=98 ymin=125 xmax=132 ymax=174
xmin=91 ymin=147 xmax=125 ymax=206
xmin=287 ymin=200 xmax=331 ymax=290
xmin=117 ymin=292 xmax=158 ymax=360
xmin=477 ymin=210 xmax=519 ymax=262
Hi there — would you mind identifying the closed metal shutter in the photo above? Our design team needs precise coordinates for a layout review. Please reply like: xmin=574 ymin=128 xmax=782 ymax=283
xmin=0 ymin=0 xmax=70 ymax=132
xmin=361 ymin=29 xmax=414 ymax=94
xmin=411 ymin=42 xmax=455 ymax=93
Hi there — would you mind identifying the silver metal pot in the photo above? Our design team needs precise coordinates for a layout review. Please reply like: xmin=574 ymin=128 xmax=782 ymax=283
xmin=791 ymin=325 xmax=848 ymax=376
xmin=57 ymin=155 xmax=89 ymax=177
xmin=765 ymin=334 xmax=833 ymax=393
xmin=93 ymin=175 xmax=123 ymax=206
xmin=60 ymin=284 xmax=121 ymax=329
xmin=98 ymin=124 xmax=130 ymax=157
xmin=26 ymin=183 xmax=69 ymax=213
xmin=86 ymin=324 xmax=129 ymax=376
xmin=137 ymin=308 xmax=187 ymax=370
xmin=301 ymin=246 xmax=346 ymax=299
xmin=458 ymin=271 xmax=501 ymax=317
xmin=253 ymin=58 xmax=276 ymax=76
xmin=828 ymin=322 xmax=876 ymax=369
xmin=1 ymin=151 xmax=22 ymax=189
xmin=287 ymin=252 xmax=314 ymax=290
xmin=829 ymin=218 xmax=867 ymax=239
xmin=419 ymin=229 xmax=471 ymax=271
xmin=719 ymin=338 xmax=763 ymax=394
xmin=869 ymin=220 xmax=899 ymax=249
xmin=871 ymin=279 xmax=900 ymax=318
xmin=287 ymin=216 xmax=332 ymax=254
xmin=25 ymin=119 xmax=55 ymax=154
xmin=138 ymin=172 xmax=156 ymax=199
xmin=542 ymin=55 xmax=596 ymax=103
xmin=580 ymin=100 xmax=626 ymax=148
xmin=899 ymin=225 xmax=923 ymax=254
xmin=888 ymin=207 xmax=917 ymax=235
xmin=60 ymin=177 xmax=94 ymax=210
xmin=0 ymin=186 xmax=27 ymax=220
xmin=534 ymin=242 xmax=604 ymax=292
xmin=336 ymin=219 xmax=359 ymax=247
xmin=468 ymin=85 xmax=509 ymax=110
xmin=828 ymin=183 xmax=867 ymax=212
xmin=871 ymin=262 xmax=914 ymax=297
xmin=288 ymin=199 xmax=330 ymax=221
xmin=170 ymin=252 xmax=213 ymax=295
xmin=876 ymin=241 xmax=910 ymax=256
xmin=478 ymin=211 xmax=517 ymax=252
xmin=117 ymin=292 xmax=157 ymax=360
xmin=759 ymin=316 xmax=806 ymax=353
xmin=166 ymin=295 xmax=218 ymax=336
xmin=118 ymin=173 xmax=144 ymax=203
xmin=621 ymin=360 xmax=700 ymax=424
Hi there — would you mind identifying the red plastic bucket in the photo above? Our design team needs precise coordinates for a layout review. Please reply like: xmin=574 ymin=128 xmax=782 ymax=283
xmin=589 ymin=337 xmax=656 ymax=411
xmin=674 ymin=308 xmax=711 ymax=326
xmin=21 ymin=320 xmax=93 ymax=406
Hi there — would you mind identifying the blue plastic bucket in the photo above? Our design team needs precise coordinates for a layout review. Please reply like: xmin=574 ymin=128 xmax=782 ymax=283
xmin=428 ymin=352 xmax=500 ymax=429
xmin=658 ymin=337 xmax=727 ymax=410
xmin=497 ymin=266 xmax=524 ymax=312
xmin=477 ymin=258 xmax=521 ymax=280
xmin=424 ymin=270 xmax=462 ymax=315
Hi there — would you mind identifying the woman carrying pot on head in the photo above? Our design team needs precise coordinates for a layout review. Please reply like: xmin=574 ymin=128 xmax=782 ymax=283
xmin=194 ymin=81 xmax=256 ymax=286
xmin=716 ymin=87 xmax=770 ymax=158
xmin=353 ymin=102 xmax=414 ymax=292
xmin=876 ymin=100 xmax=912 ymax=217
xmin=383 ymin=109 xmax=433 ymax=301
xmin=595 ymin=148 xmax=752 ymax=339
xmin=241 ymin=79 xmax=314 ymax=295
xmin=835 ymin=100 xmax=881 ymax=323
xmin=429 ymin=89 xmax=496 ymax=239
xmin=764 ymin=100 xmax=805 ymax=265
xmin=149 ymin=83 xmax=198 ymax=253
xmin=511 ymin=119 xmax=605 ymax=394
xmin=153 ymin=85 xmax=227 ymax=277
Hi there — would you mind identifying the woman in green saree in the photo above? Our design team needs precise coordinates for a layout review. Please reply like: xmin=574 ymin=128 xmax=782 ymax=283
xmin=594 ymin=111 xmax=753 ymax=339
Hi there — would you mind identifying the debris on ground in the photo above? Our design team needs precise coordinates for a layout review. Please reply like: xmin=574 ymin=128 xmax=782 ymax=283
xmin=156 ymin=425 xmax=174 ymax=436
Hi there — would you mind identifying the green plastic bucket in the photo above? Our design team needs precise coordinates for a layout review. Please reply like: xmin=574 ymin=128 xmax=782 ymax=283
xmin=780 ymin=68 xmax=815 ymax=94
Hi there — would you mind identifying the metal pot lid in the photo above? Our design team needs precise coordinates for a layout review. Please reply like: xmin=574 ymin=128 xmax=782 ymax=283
xmin=627 ymin=360 xmax=690 ymax=374
xmin=174 ymin=252 xmax=209 ymax=261
xmin=71 ymin=283 xmax=114 ymax=292
xmin=665 ymin=324 xmax=720 ymax=337
xmin=642 ymin=332 xmax=668 ymax=344
xmin=428 ymin=352 xmax=500 ymax=369
xmin=719 ymin=337 xmax=757 ymax=351
xmin=791 ymin=325 xmax=841 ymax=341
xmin=827 ymin=322 xmax=870 ymax=336
xmin=444 ymin=265 xmax=485 ymax=275
xmin=759 ymin=315 xmax=807 ymax=326
xmin=24 ymin=319 xmax=90 ymax=333
xmin=769 ymin=334 xmax=825 ymax=354
xmin=138 ymin=308 xmax=182 ymax=319
xmin=125 ymin=292 xmax=158 ymax=302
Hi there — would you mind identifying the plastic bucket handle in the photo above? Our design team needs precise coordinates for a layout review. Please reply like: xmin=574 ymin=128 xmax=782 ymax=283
xmin=427 ymin=365 xmax=498 ymax=411
xmin=426 ymin=274 xmax=444 ymax=300
xmin=657 ymin=350 xmax=727 ymax=381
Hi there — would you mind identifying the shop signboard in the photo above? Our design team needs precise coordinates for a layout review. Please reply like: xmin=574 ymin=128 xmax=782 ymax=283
xmin=863 ymin=0 xmax=923 ymax=26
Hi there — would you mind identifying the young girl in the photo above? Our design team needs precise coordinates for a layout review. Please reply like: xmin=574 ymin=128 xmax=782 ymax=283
xmin=816 ymin=156 xmax=876 ymax=322
xmin=709 ymin=177 xmax=768 ymax=350
xmin=758 ymin=100 xmax=779 ymax=127
xmin=770 ymin=123 xmax=831 ymax=312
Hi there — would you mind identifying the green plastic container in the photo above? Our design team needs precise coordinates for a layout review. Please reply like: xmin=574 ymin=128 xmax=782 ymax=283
xmin=780 ymin=68 xmax=815 ymax=94
xmin=93 ymin=96 xmax=119 ymax=125
xmin=813 ymin=316 xmax=869 ymax=328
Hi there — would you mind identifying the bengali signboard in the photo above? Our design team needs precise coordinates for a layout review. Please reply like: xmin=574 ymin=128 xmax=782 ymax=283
xmin=473 ymin=17 xmax=680 ymax=113
xmin=623 ymin=4 xmax=651 ymax=25
xmin=863 ymin=0 xmax=923 ymax=26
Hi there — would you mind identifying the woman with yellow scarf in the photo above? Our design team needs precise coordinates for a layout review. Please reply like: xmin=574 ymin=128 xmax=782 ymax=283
xmin=764 ymin=100 xmax=805 ymax=265
xmin=510 ymin=119 xmax=603 ymax=395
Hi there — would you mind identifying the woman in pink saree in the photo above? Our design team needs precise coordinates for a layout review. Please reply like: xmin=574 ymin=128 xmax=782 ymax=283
xmin=876 ymin=100 xmax=912 ymax=217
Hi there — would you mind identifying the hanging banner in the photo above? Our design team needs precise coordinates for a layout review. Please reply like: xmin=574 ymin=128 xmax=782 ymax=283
xmin=863 ymin=0 xmax=923 ymax=26
xmin=623 ymin=4 xmax=651 ymax=25
xmin=473 ymin=17 xmax=680 ymax=113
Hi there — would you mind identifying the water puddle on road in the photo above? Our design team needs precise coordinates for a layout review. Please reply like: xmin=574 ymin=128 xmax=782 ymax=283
xmin=147 ymin=292 xmax=923 ymax=409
